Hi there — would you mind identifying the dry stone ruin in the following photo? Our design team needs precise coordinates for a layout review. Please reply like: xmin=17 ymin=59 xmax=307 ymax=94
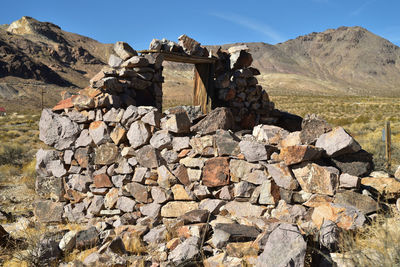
xmin=34 ymin=35 xmax=385 ymax=266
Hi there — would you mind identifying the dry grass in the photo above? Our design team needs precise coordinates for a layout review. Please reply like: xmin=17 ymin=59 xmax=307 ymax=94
xmin=336 ymin=209 xmax=400 ymax=266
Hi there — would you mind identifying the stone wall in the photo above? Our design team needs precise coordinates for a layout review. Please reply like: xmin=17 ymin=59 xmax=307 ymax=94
xmin=34 ymin=37 xmax=380 ymax=266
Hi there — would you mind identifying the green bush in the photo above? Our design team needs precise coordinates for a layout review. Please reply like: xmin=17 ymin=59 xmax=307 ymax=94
xmin=0 ymin=144 xmax=27 ymax=166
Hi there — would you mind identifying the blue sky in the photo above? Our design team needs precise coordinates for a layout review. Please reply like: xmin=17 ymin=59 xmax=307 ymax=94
xmin=1 ymin=0 xmax=399 ymax=50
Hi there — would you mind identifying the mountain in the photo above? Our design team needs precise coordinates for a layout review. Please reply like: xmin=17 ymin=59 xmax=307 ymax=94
xmin=1 ymin=17 xmax=400 ymax=111
xmin=0 ymin=16 xmax=112 ymax=111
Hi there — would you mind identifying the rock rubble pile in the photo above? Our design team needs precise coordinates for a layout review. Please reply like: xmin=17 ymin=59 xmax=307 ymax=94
xmin=33 ymin=37 xmax=387 ymax=266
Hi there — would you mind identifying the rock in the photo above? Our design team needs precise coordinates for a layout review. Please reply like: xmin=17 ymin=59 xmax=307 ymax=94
xmin=127 ymin=121 xmax=151 ymax=149
xmin=234 ymin=181 xmax=256 ymax=198
xmin=136 ymin=145 xmax=162 ymax=168
xmin=162 ymin=111 xmax=191 ymax=134
xmin=140 ymin=202 xmax=161 ymax=218
xmin=34 ymin=200 xmax=64 ymax=223
xmin=126 ymin=182 xmax=148 ymax=203
xmin=157 ymin=165 xmax=178 ymax=189
xmin=215 ymin=130 xmax=241 ymax=156
xmin=75 ymin=227 xmax=99 ymax=250
xmin=39 ymin=109 xmax=79 ymax=150
xmin=230 ymin=50 xmax=253 ymax=70
xmin=256 ymin=223 xmax=306 ymax=267
xmin=132 ymin=167 xmax=147 ymax=183
xmin=36 ymin=149 xmax=59 ymax=176
xmin=141 ymin=109 xmax=161 ymax=127
xmin=47 ymin=160 xmax=66 ymax=178
xmin=71 ymin=95 xmax=95 ymax=111
xmin=171 ymin=184 xmax=192 ymax=200
xmin=395 ymin=166 xmax=400 ymax=180
xmin=334 ymin=191 xmax=378 ymax=214
xmin=75 ymin=129 xmax=93 ymax=147
xmin=319 ymin=220 xmax=339 ymax=249
xmin=104 ymin=188 xmax=119 ymax=209
xmin=172 ymin=136 xmax=190 ymax=152
xmin=329 ymin=150 xmax=373 ymax=177
xmin=173 ymin=165 xmax=190 ymax=186
xmin=151 ymin=186 xmax=172 ymax=204
xmin=89 ymin=121 xmax=109 ymax=145
xmin=361 ymin=177 xmax=400 ymax=199
xmin=122 ymin=56 xmax=149 ymax=68
xmin=59 ymin=231 xmax=77 ymax=252
xmin=168 ymin=236 xmax=200 ymax=264
xmin=253 ymin=124 xmax=289 ymax=145
xmin=74 ymin=147 xmax=90 ymax=168
xmin=37 ymin=237 xmax=62 ymax=265
xmin=214 ymin=223 xmax=260 ymax=241
xmin=315 ymin=127 xmax=361 ymax=157
xmin=35 ymin=176 xmax=63 ymax=201
xmin=110 ymin=126 xmax=126 ymax=145
xmin=94 ymin=143 xmax=119 ymax=165
xmin=259 ymin=180 xmax=279 ymax=205
xmin=203 ymin=157 xmax=230 ymax=187
xmin=180 ymin=209 xmax=209 ymax=224
xmin=94 ymin=174 xmax=113 ymax=188
xmin=300 ymin=114 xmax=332 ymax=145
xmin=143 ymin=225 xmax=167 ymax=244
xmin=179 ymin=157 xmax=206 ymax=169
xmin=280 ymin=131 xmax=302 ymax=147
xmin=242 ymin=170 xmax=268 ymax=185
xmin=87 ymin=195 xmax=104 ymax=215
xmin=312 ymin=203 xmax=366 ymax=230
xmin=199 ymin=199 xmax=226 ymax=215
xmin=161 ymin=201 xmax=199 ymax=218
xmin=292 ymin=163 xmax=339 ymax=195
xmin=121 ymin=105 xmax=139 ymax=126
xmin=191 ymin=107 xmax=235 ymax=135
xmin=239 ymin=140 xmax=270 ymax=162
xmin=339 ymin=173 xmax=360 ymax=189
xmin=108 ymin=54 xmax=123 ymax=68
xmin=178 ymin=34 xmax=202 ymax=55
xmin=150 ymin=130 xmax=172 ymax=150
xmin=230 ymin=159 xmax=261 ymax=182
xmin=115 ymin=158 xmax=133 ymax=174
xmin=266 ymin=163 xmax=299 ymax=190
xmin=113 ymin=41 xmax=137 ymax=60
xmin=224 ymin=201 xmax=266 ymax=218
xmin=190 ymin=135 xmax=214 ymax=155
xmin=116 ymin=196 xmax=136 ymax=213
xmin=278 ymin=145 xmax=323 ymax=165
xmin=226 ymin=242 xmax=258 ymax=258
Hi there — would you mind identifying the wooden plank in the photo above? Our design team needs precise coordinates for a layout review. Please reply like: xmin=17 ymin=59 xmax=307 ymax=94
xmin=139 ymin=50 xmax=216 ymax=64
xmin=385 ymin=121 xmax=391 ymax=171
xmin=193 ymin=63 xmax=213 ymax=114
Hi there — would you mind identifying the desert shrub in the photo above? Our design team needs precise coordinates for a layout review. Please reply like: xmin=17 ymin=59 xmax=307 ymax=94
xmin=0 ymin=144 xmax=27 ymax=166
xmin=0 ymin=164 xmax=21 ymax=181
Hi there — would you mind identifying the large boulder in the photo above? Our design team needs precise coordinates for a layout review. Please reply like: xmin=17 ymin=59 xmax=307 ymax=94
xmin=257 ymin=223 xmax=307 ymax=267
xmin=315 ymin=127 xmax=361 ymax=157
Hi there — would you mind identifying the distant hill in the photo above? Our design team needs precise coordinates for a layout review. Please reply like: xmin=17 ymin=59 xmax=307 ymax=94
xmin=1 ymin=17 xmax=400 ymax=111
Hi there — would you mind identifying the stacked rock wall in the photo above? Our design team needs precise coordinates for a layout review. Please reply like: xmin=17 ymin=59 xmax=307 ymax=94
xmin=35 ymin=37 xmax=379 ymax=266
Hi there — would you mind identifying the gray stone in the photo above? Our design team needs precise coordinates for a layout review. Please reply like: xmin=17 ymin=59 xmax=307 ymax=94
xmin=151 ymin=187 xmax=172 ymax=204
xmin=330 ymin=150 xmax=373 ymax=177
xmin=115 ymin=158 xmax=133 ymax=174
xmin=334 ymin=191 xmax=378 ymax=215
xmin=162 ymin=111 xmax=191 ymax=134
xmin=143 ymin=225 xmax=167 ymax=244
xmin=300 ymin=114 xmax=332 ymax=145
xmin=157 ymin=165 xmax=177 ymax=189
xmin=180 ymin=209 xmax=209 ymax=224
xmin=59 ymin=230 xmax=77 ymax=252
xmin=243 ymin=170 xmax=269 ymax=185
xmin=39 ymin=109 xmax=79 ymax=150
xmin=132 ymin=167 xmax=147 ymax=183
xmin=211 ymin=229 xmax=230 ymax=249
xmin=224 ymin=201 xmax=266 ymax=218
xmin=136 ymin=145 xmax=162 ymax=168
xmin=259 ymin=180 xmax=277 ymax=205
xmin=230 ymin=50 xmax=253 ymax=69
xmin=64 ymin=150 xmax=73 ymax=165
xmin=66 ymin=109 xmax=88 ymax=123
xmin=179 ymin=157 xmax=206 ymax=169
xmin=187 ymin=168 xmax=202 ymax=182
xmin=160 ymin=149 xmax=179 ymax=164
xmin=116 ymin=196 xmax=136 ymax=213
xmin=256 ymin=223 xmax=306 ymax=267
xmin=266 ymin=163 xmax=299 ymax=190
xmin=121 ymin=105 xmax=139 ymax=127
xmin=87 ymin=195 xmax=104 ymax=215
xmin=75 ymin=129 xmax=93 ymax=148
xmin=140 ymin=202 xmax=161 ymax=218
xmin=253 ymin=124 xmax=289 ymax=145
xmin=150 ymin=130 xmax=172 ymax=150
xmin=234 ymin=181 xmax=256 ymax=198
xmin=47 ymin=160 xmax=66 ymax=178
xmin=67 ymin=174 xmax=91 ymax=192
xmin=199 ymin=199 xmax=226 ymax=215
xmin=122 ymin=56 xmax=149 ymax=68
xmin=75 ymin=227 xmax=99 ymax=250
xmin=141 ymin=110 xmax=161 ymax=127
xmin=36 ymin=149 xmax=59 ymax=177
xmin=89 ymin=121 xmax=109 ymax=145
xmin=35 ymin=175 xmax=63 ymax=201
xmin=103 ymin=108 xmax=124 ymax=123
xmin=315 ymin=127 xmax=361 ymax=157
xmin=229 ymin=159 xmax=261 ymax=182
xmin=319 ymin=220 xmax=339 ymax=249
xmin=113 ymin=41 xmax=137 ymax=60
xmin=172 ymin=136 xmax=190 ymax=152
xmin=339 ymin=173 xmax=360 ymax=189
xmin=168 ymin=236 xmax=200 ymax=264
xmin=127 ymin=121 xmax=151 ymax=149
xmin=215 ymin=130 xmax=240 ymax=156
xmin=239 ymin=140 xmax=270 ymax=162
xmin=108 ymin=54 xmax=123 ymax=68
xmin=191 ymin=107 xmax=235 ymax=135
xmin=111 ymin=175 xmax=126 ymax=187
xmin=214 ymin=223 xmax=260 ymax=241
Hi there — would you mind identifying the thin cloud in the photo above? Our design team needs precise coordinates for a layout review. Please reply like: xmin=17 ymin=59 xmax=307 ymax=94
xmin=209 ymin=12 xmax=284 ymax=43
xmin=350 ymin=0 xmax=376 ymax=16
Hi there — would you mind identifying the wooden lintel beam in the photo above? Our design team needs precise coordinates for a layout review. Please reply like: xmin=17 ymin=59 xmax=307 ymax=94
xmin=138 ymin=50 xmax=216 ymax=64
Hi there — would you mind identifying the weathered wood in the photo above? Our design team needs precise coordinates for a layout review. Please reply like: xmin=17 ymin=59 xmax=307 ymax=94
xmin=138 ymin=50 xmax=216 ymax=64
xmin=385 ymin=121 xmax=391 ymax=171
xmin=193 ymin=64 xmax=213 ymax=114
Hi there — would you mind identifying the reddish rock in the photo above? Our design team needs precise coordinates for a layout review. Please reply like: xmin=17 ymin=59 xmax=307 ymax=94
xmin=126 ymin=182 xmax=149 ymax=203
xmin=279 ymin=145 xmax=323 ymax=165
xmin=53 ymin=97 xmax=73 ymax=111
xmin=173 ymin=165 xmax=190 ymax=186
xmin=202 ymin=157 xmax=230 ymax=187
xmin=94 ymin=174 xmax=113 ymax=188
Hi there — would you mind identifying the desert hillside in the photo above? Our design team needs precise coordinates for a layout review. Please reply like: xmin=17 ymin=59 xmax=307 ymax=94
xmin=1 ymin=17 xmax=400 ymax=111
